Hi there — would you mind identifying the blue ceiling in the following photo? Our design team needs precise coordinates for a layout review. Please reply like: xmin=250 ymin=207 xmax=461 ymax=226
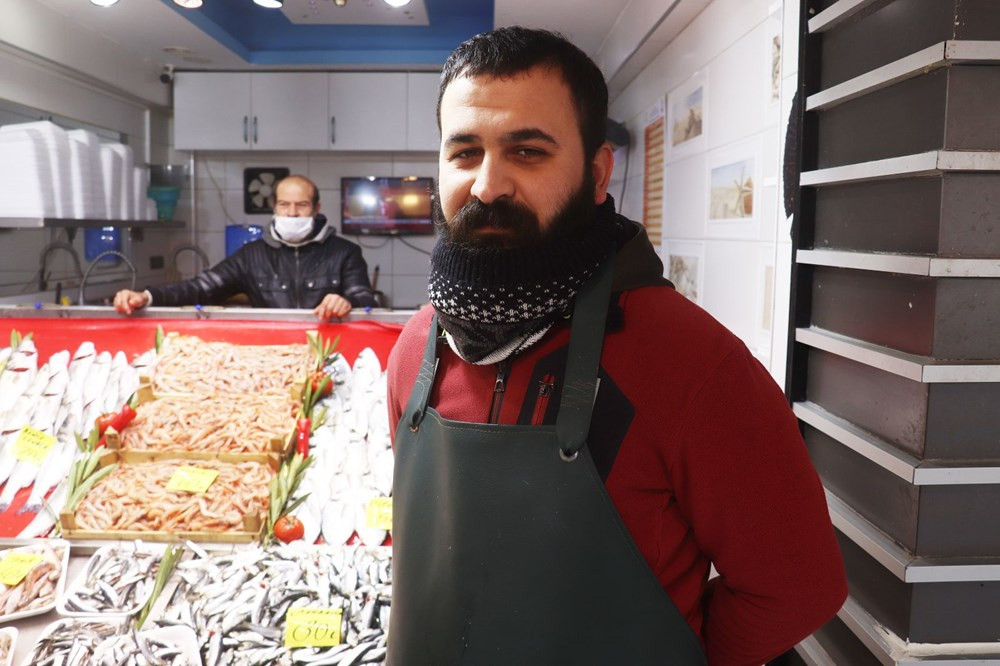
xmin=160 ymin=0 xmax=494 ymax=66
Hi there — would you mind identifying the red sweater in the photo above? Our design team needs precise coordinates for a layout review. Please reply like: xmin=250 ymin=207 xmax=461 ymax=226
xmin=388 ymin=286 xmax=846 ymax=665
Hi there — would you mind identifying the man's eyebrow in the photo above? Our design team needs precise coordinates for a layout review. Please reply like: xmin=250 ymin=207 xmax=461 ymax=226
xmin=503 ymin=128 xmax=558 ymax=146
xmin=442 ymin=128 xmax=559 ymax=149
xmin=443 ymin=133 xmax=479 ymax=149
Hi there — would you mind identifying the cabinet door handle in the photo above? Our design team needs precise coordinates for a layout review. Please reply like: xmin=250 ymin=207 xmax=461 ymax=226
xmin=252 ymin=116 xmax=258 ymax=144
xmin=331 ymin=116 xmax=336 ymax=145
xmin=243 ymin=116 xmax=248 ymax=144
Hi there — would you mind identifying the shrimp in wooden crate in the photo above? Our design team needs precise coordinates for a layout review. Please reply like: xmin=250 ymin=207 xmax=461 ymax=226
xmin=120 ymin=394 xmax=296 ymax=454
xmin=74 ymin=460 xmax=272 ymax=533
xmin=151 ymin=335 xmax=312 ymax=396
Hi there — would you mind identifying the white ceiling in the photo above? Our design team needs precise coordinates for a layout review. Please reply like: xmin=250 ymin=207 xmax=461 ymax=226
xmin=32 ymin=0 xmax=630 ymax=71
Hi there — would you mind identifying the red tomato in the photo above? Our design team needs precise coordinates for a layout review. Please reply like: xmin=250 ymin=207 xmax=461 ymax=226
xmin=95 ymin=413 xmax=117 ymax=436
xmin=310 ymin=371 xmax=332 ymax=397
xmin=274 ymin=514 xmax=305 ymax=543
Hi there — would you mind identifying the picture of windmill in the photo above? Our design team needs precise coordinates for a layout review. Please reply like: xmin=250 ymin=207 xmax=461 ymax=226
xmin=709 ymin=158 xmax=755 ymax=221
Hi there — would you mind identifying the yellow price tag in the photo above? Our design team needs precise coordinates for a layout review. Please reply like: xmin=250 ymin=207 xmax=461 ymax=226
xmin=0 ymin=552 xmax=43 ymax=586
xmin=13 ymin=426 xmax=57 ymax=466
xmin=166 ymin=466 xmax=219 ymax=494
xmin=285 ymin=608 xmax=343 ymax=648
xmin=365 ymin=497 xmax=393 ymax=531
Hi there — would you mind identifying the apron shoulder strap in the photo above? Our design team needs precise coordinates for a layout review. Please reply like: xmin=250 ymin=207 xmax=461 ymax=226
xmin=556 ymin=254 xmax=615 ymax=457
xmin=403 ymin=314 xmax=440 ymax=432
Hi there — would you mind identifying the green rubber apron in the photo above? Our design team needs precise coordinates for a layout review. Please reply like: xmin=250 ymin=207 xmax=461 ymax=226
xmin=388 ymin=256 xmax=706 ymax=665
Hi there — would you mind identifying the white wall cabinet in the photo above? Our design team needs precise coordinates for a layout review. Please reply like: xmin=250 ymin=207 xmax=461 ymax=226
xmin=175 ymin=72 xmax=329 ymax=151
xmin=328 ymin=72 xmax=407 ymax=150
xmin=406 ymin=72 xmax=440 ymax=151
xmin=173 ymin=73 xmax=251 ymax=150
xmin=175 ymin=71 xmax=439 ymax=152
xmin=250 ymin=73 xmax=329 ymax=150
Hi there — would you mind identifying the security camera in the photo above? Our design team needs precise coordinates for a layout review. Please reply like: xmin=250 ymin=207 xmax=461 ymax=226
xmin=160 ymin=65 xmax=175 ymax=85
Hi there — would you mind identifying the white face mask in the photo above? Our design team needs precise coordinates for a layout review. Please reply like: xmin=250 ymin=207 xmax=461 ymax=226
xmin=273 ymin=216 xmax=315 ymax=244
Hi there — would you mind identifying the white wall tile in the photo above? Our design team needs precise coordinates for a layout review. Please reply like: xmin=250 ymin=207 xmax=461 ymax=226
xmin=390 ymin=274 xmax=430 ymax=310
xmin=664 ymin=152 xmax=707 ymax=239
xmin=392 ymin=235 xmax=436 ymax=275
xmin=351 ymin=236 xmax=394 ymax=283
xmin=702 ymin=239 xmax=758 ymax=346
xmin=305 ymin=156 xmax=393 ymax=190
xmin=706 ymin=24 xmax=769 ymax=151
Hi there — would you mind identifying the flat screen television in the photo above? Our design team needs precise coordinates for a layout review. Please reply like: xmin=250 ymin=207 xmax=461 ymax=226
xmin=341 ymin=176 xmax=436 ymax=236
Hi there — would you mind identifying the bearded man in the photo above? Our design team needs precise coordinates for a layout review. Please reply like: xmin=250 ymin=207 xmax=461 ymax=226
xmin=386 ymin=27 xmax=846 ymax=666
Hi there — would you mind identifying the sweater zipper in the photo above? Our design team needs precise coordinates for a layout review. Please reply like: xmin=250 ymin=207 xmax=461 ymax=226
xmin=530 ymin=374 xmax=556 ymax=426
xmin=293 ymin=247 xmax=301 ymax=308
xmin=487 ymin=360 xmax=511 ymax=424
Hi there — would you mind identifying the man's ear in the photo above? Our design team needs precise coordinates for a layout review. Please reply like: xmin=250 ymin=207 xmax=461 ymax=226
xmin=591 ymin=142 xmax=615 ymax=205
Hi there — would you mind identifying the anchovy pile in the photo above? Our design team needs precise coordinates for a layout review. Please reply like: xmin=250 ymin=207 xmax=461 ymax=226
xmin=91 ymin=626 xmax=199 ymax=666
xmin=157 ymin=542 xmax=391 ymax=666
xmin=61 ymin=542 xmax=160 ymax=615
xmin=22 ymin=619 xmax=121 ymax=665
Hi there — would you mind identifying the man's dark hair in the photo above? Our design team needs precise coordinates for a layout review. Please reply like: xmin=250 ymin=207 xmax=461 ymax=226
xmin=275 ymin=174 xmax=320 ymax=207
xmin=437 ymin=27 xmax=609 ymax=160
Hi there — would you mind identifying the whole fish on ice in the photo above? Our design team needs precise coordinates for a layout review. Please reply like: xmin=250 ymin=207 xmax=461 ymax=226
xmin=0 ymin=338 xmax=38 ymax=420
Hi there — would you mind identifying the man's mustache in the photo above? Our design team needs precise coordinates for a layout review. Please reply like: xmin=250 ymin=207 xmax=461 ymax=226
xmin=447 ymin=198 xmax=542 ymax=246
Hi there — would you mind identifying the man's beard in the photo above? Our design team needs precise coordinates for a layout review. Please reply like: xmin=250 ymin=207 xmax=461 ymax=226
xmin=432 ymin=172 xmax=597 ymax=250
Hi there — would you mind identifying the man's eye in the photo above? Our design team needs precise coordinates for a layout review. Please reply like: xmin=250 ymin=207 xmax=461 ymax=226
xmin=516 ymin=147 xmax=545 ymax=158
xmin=450 ymin=148 xmax=480 ymax=161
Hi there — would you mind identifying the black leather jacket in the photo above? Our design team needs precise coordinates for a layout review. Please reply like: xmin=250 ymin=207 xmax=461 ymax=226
xmin=147 ymin=222 xmax=378 ymax=310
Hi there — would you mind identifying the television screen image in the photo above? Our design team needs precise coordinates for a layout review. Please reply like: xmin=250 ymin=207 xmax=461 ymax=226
xmin=341 ymin=176 xmax=436 ymax=236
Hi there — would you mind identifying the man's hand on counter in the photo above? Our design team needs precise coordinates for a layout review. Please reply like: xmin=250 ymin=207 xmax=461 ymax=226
xmin=114 ymin=289 xmax=150 ymax=315
xmin=314 ymin=293 xmax=352 ymax=320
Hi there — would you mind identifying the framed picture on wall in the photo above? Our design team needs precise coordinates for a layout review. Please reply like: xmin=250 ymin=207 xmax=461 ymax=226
xmin=665 ymin=240 xmax=705 ymax=306
xmin=705 ymin=137 xmax=762 ymax=239
xmin=666 ymin=71 xmax=707 ymax=162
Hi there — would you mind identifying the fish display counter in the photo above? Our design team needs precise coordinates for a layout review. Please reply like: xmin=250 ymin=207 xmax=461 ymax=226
xmin=0 ymin=306 xmax=408 ymax=664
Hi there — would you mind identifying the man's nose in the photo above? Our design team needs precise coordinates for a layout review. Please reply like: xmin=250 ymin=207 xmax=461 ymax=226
xmin=469 ymin=156 xmax=514 ymax=205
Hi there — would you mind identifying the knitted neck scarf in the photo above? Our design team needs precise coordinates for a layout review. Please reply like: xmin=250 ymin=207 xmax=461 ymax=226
xmin=429 ymin=197 xmax=627 ymax=364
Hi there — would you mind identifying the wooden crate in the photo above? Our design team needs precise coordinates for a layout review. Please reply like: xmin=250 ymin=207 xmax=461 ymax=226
xmin=58 ymin=452 xmax=275 ymax=544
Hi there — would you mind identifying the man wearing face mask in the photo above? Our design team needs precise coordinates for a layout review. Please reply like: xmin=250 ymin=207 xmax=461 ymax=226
xmin=386 ymin=27 xmax=846 ymax=665
xmin=113 ymin=175 xmax=377 ymax=319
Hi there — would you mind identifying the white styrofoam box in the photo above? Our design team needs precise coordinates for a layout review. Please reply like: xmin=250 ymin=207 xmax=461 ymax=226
xmin=0 ymin=131 xmax=51 ymax=217
xmin=0 ymin=121 xmax=72 ymax=217
xmin=145 ymin=198 xmax=157 ymax=222
xmin=132 ymin=166 xmax=149 ymax=221
xmin=105 ymin=143 xmax=134 ymax=220
xmin=98 ymin=143 xmax=123 ymax=220
xmin=66 ymin=129 xmax=104 ymax=220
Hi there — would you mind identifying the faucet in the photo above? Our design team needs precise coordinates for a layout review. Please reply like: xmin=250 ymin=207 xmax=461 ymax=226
xmin=38 ymin=242 xmax=84 ymax=292
xmin=79 ymin=250 xmax=137 ymax=306
xmin=171 ymin=244 xmax=210 ymax=274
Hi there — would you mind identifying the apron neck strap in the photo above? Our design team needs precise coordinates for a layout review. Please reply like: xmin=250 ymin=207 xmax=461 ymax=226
xmin=556 ymin=253 xmax=615 ymax=455
xmin=404 ymin=314 xmax=442 ymax=432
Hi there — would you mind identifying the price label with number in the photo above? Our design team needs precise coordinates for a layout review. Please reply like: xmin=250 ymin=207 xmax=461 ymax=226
xmin=166 ymin=466 xmax=219 ymax=494
xmin=365 ymin=497 xmax=393 ymax=531
xmin=0 ymin=552 xmax=44 ymax=586
xmin=13 ymin=426 xmax=56 ymax=466
xmin=285 ymin=608 xmax=343 ymax=648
